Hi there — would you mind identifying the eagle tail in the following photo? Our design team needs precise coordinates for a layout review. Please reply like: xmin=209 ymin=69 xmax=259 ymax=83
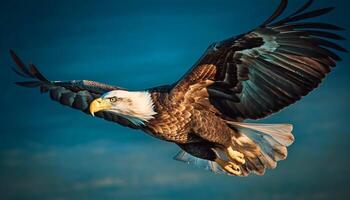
xmin=227 ymin=122 xmax=294 ymax=176
xmin=174 ymin=122 xmax=294 ymax=176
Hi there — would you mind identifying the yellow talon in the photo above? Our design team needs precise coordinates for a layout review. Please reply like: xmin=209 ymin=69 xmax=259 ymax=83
xmin=215 ymin=158 xmax=242 ymax=176
xmin=226 ymin=146 xmax=245 ymax=165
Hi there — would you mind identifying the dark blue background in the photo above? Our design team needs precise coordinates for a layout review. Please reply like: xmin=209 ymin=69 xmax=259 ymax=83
xmin=1 ymin=0 xmax=349 ymax=199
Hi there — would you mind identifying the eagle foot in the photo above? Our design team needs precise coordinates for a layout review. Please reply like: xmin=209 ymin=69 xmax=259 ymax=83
xmin=215 ymin=158 xmax=241 ymax=176
xmin=226 ymin=146 xmax=245 ymax=165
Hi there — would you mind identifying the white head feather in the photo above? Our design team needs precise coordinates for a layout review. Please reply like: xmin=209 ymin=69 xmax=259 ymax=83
xmin=102 ymin=90 xmax=157 ymax=126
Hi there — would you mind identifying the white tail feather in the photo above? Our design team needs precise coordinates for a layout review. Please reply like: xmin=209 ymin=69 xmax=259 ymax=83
xmin=229 ymin=122 xmax=294 ymax=146
xmin=174 ymin=122 xmax=295 ymax=176
xmin=227 ymin=122 xmax=295 ymax=174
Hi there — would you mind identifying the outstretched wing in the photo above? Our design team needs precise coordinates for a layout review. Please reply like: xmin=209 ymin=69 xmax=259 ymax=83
xmin=10 ymin=50 xmax=138 ymax=129
xmin=172 ymin=0 xmax=347 ymax=120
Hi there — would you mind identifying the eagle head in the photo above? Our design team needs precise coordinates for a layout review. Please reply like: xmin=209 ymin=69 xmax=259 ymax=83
xmin=89 ymin=90 xmax=157 ymax=125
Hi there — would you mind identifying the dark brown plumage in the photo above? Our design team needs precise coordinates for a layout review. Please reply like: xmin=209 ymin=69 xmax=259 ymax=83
xmin=11 ymin=0 xmax=346 ymax=176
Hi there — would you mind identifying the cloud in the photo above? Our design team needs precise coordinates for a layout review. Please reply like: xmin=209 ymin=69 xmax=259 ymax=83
xmin=67 ymin=171 xmax=203 ymax=193
xmin=151 ymin=172 xmax=202 ymax=186
xmin=72 ymin=177 xmax=126 ymax=190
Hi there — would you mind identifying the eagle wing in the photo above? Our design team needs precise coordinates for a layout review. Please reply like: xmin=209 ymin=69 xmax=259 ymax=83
xmin=171 ymin=0 xmax=347 ymax=120
xmin=10 ymin=50 xmax=139 ymax=129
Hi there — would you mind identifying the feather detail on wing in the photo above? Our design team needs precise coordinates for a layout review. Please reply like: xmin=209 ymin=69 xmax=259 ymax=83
xmin=171 ymin=0 xmax=347 ymax=121
xmin=10 ymin=50 xmax=138 ymax=129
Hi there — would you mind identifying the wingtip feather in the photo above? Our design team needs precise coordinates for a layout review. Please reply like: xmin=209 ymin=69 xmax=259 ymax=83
xmin=15 ymin=81 xmax=41 ymax=88
xmin=261 ymin=0 xmax=288 ymax=26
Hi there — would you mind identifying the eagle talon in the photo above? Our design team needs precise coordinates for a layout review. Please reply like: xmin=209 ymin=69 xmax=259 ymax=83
xmin=215 ymin=158 xmax=242 ymax=176
xmin=226 ymin=146 xmax=245 ymax=165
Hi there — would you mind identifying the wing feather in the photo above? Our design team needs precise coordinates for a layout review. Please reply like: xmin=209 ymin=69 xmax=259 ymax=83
xmin=287 ymin=0 xmax=314 ymax=17
xmin=280 ymin=7 xmax=335 ymax=23
xmin=10 ymin=50 xmax=138 ymax=129
xmin=273 ymin=22 xmax=345 ymax=31
xmin=171 ymin=0 xmax=346 ymax=120
xmin=261 ymin=0 xmax=288 ymax=26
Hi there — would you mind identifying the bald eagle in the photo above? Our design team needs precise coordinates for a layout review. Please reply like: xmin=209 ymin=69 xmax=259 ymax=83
xmin=11 ymin=0 xmax=347 ymax=176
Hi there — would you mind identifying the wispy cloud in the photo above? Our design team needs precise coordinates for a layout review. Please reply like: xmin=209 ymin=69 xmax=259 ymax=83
xmin=72 ymin=177 xmax=126 ymax=190
xmin=151 ymin=172 xmax=202 ymax=185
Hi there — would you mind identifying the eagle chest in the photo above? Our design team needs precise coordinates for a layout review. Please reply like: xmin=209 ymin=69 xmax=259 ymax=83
xmin=146 ymin=102 xmax=194 ymax=143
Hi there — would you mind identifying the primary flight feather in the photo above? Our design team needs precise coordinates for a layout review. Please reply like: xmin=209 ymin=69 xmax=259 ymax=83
xmin=11 ymin=0 xmax=347 ymax=176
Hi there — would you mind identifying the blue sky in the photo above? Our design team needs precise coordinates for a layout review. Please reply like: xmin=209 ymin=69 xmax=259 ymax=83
xmin=0 ymin=0 xmax=350 ymax=199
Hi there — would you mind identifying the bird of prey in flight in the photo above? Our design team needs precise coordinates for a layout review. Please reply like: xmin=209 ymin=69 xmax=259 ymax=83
xmin=11 ymin=0 xmax=347 ymax=176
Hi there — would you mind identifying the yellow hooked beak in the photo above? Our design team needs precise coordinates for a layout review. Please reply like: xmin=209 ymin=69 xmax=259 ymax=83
xmin=89 ymin=98 xmax=112 ymax=116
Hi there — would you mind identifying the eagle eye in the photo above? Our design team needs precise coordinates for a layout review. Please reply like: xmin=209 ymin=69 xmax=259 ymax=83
xmin=109 ymin=97 xmax=118 ymax=103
